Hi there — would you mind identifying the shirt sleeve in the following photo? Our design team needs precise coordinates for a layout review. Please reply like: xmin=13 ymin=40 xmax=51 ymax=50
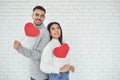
xmin=18 ymin=29 xmax=50 ymax=60
xmin=40 ymin=44 xmax=60 ymax=74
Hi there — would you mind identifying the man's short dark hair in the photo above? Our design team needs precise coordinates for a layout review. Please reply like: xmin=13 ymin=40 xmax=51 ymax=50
xmin=33 ymin=6 xmax=46 ymax=13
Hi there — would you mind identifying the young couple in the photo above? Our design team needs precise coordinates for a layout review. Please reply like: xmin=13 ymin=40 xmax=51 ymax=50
xmin=14 ymin=6 xmax=75 ymax=80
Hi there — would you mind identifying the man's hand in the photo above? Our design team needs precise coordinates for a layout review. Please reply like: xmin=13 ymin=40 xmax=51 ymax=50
xmin=14 ymin=40 xmax=22 ymax=50
xmin=70 ymin=66 xmax=75 ymax=73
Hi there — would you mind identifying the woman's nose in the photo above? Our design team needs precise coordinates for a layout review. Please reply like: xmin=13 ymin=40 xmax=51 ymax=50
xmin=55 ymin=29 xmax=58 ymax=32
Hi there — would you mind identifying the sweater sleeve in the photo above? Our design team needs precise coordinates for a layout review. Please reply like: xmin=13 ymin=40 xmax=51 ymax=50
xmin=18 ymin=30 xmax=50 ymax=60
xmin=65 ymin=43 xmax=73 ymax=65
xmin=40 ymin=45 xmax=60 ymax=74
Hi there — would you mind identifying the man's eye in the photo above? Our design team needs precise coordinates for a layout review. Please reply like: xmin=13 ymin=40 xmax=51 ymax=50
xmin=41 ymin=15 xmax=45 ymax=17
xmin=35 ymin=14 xmax=39 ymax=16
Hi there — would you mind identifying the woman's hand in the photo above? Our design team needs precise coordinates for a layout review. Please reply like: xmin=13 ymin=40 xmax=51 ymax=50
xmin=59 ymin=64 xmax=71 ymax=72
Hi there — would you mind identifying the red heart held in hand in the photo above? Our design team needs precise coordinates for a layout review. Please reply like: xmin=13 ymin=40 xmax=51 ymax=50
xmin=53 ymin=43 xmax=69 ymax=58
xmin=24 ymin=22 xmax=40 ymax=37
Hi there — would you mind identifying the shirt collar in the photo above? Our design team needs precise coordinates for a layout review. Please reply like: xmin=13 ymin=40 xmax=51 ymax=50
xmin=35 ymin=23 xmax=44 ymax=29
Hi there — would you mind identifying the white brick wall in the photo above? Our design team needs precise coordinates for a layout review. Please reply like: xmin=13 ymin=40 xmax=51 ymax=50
xmin=0 ymin=0 xmax=120 ymax=80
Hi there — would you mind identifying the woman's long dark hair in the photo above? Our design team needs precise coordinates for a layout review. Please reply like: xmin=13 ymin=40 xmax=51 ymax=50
xmin=47 ymin=22 xmax=63 ymax=44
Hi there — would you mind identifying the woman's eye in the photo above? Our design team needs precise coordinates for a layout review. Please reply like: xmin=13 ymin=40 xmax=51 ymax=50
xmin=51 ymin=28 xmax=55 ymax=30
xmin=57 ymin=27 xmax=60 ymax=29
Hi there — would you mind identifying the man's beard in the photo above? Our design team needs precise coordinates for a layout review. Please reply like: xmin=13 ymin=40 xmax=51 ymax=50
xmin=34 ymin=21 xmax=42 ymax=26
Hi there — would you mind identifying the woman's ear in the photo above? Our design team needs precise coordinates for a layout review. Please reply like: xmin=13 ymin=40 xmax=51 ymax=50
xmin=50 ymin=33 xmax=52 ymax=37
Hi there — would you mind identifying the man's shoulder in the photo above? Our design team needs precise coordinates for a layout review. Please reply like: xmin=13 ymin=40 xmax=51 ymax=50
xmin=42 ymin=27 xmax=49 ymax=34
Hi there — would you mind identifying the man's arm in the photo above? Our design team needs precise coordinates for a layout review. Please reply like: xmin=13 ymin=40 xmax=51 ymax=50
xmin=17 ymin=30 xmax=50 ymax=60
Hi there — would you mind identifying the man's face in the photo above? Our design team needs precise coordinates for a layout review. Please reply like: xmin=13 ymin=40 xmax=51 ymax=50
xmin=32 ymin=9 xmax=45 ymax=26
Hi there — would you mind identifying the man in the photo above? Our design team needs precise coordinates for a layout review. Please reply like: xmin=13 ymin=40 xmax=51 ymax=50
xmin=14 ymin=6 xmax=50 ymax=80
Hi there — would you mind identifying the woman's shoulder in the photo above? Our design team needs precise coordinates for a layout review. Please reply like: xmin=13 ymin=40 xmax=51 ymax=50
xmin=45 ymin=40 xmax=54 ymax=48
xmin=45 ymin=39 xmax=60 ymax=50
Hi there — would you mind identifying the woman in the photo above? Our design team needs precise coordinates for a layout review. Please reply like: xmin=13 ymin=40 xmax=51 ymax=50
xmin=40 ymin=22 xmax=75 ymax=80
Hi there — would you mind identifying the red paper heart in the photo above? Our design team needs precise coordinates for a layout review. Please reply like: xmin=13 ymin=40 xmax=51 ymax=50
xmin=24 ymin=22 xmax=40 ymax=37
xmin=53 ymin=43 xmax=69 ymax=58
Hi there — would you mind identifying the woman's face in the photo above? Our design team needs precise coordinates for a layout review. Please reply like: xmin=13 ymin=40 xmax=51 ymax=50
xmin=50 ymin=24 xmax=61 ymax=39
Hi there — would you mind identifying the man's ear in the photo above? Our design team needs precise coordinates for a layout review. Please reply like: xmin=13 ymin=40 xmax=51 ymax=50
xmin=31 ymin=13 xmax=33 ymax=18
xmin=43 ymin=16 xmax=46 ymax=20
